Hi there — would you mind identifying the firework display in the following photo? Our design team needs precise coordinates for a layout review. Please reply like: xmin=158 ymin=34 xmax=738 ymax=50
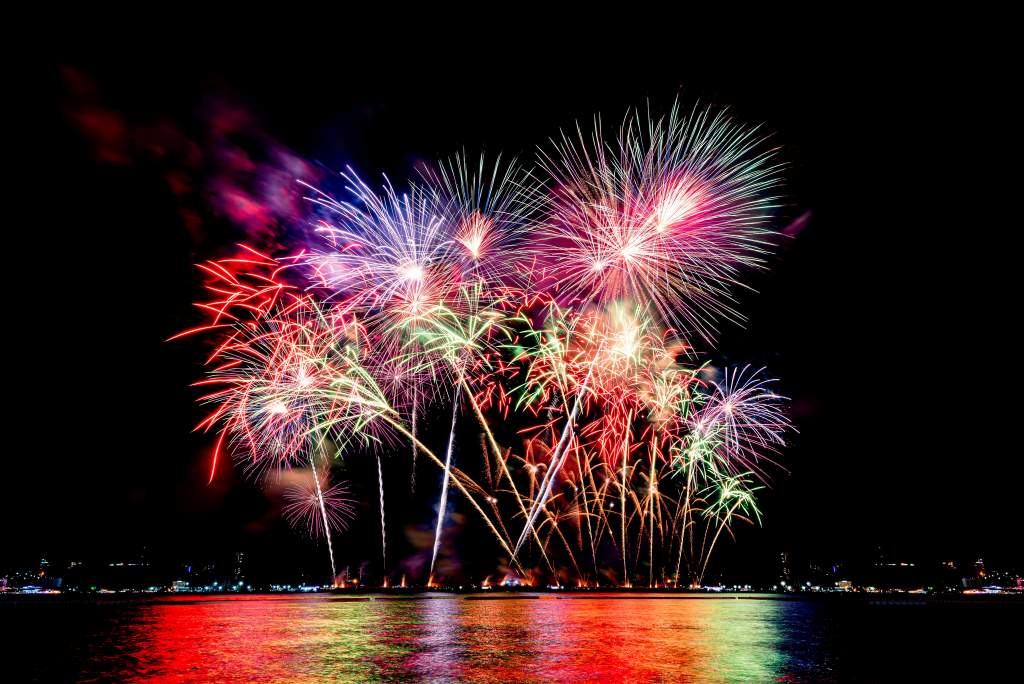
xmin=179 ymin=102 xmax=793 ymax=588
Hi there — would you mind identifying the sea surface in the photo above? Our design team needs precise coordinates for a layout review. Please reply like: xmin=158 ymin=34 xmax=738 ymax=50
xmin=2 ymin=593 xmax=1019 ymax=682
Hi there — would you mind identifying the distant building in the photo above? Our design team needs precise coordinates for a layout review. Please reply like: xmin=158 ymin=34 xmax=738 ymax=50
xmin=960 ymin=556 xmax=988 ymax=588
xmin=779 ymin=552 xmax=793 ymax=584
xmin=233 ymin=552 xmax=246 ymax=582
xmin=973 ymin=557 xmax=986 ymax=578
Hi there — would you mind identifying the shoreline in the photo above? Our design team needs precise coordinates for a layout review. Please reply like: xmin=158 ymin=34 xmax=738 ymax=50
xmin=3 ymin=590 xmax=1023 ymax=607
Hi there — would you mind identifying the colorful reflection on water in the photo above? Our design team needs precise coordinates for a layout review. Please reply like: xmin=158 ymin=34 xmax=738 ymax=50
xmin=8 ymin=592 xmax=1020 ymax=681
xmin=45 ymin=594 xmax=830 ymax=682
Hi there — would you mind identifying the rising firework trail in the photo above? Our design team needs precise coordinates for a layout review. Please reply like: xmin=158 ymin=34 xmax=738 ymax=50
xmin=310 ymin=455 xmax=338 ymax=583
xmin=430 ymin=382 xmax=462 ymax=581
xmin=512 ymin=350 xmax=597 ymax=559
xmin=376 ymin=454 xmax=387 ymax=572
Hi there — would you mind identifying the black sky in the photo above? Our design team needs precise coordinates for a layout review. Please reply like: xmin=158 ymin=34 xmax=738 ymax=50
xmin=8 ymin=40 xmax=1016 ymax=577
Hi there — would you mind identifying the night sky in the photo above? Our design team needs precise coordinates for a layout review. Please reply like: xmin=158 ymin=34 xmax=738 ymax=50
xmin=9 ymin=45 xmax=1015 ymax=580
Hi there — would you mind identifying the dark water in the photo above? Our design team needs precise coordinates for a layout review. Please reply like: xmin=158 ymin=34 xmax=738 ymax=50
xmin=2 ymin=593 xmax=1019 ymax=682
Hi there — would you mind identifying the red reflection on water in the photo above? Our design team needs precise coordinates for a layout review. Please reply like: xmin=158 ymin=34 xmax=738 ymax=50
xmin=110 ymin=594 xmax=798 ymax=682
xmin=123 ymin=595 xmax=338 ymax=682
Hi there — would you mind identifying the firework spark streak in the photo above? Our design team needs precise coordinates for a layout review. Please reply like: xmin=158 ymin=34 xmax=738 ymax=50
xmin=310 ymin=456 xmax=338 ymax=583
xmin=512 ymin=349 xmax=597 ymax=560
xmin=430 ymin=381 xmax=462 ymax=581
xmin=377 ymin=454 xmax=387 ymax=572
xmin=178 ymin=99 xmax=794 ymax=587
